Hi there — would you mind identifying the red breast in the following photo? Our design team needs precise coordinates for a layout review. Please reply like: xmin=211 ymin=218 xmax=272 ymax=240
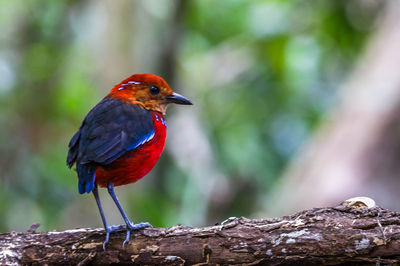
xmin=94 ymin=112 xmax=167 ymax=187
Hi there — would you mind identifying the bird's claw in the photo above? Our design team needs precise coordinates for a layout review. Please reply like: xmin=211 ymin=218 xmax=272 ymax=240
xmin=127 ymin=221 xmax=152 ymax=230
xmin=103 ymin=224 xmax=126 ymax=250
xmin=102 ymin=222 xmax=152 ymax=249
xmin=122 ymin=222 xmax=152 ymax=248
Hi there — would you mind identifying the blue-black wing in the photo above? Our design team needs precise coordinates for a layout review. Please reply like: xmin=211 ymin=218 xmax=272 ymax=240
xmin=67 ymin=97 xmax=154 ymax=194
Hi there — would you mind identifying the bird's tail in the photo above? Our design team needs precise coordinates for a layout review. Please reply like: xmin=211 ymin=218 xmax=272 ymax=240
xmin=77 ymin=163 xmax=96 ymax=194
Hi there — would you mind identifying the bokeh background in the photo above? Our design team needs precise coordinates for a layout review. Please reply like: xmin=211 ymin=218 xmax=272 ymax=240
xmin=1 ymin=0 xmax=399 ymax=233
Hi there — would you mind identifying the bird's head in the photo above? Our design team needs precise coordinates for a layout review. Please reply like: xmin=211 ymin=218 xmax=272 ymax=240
xmin=108 ymin=74 xmax=192 ymax=114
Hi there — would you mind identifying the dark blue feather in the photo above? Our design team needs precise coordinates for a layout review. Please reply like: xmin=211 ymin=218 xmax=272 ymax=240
xmin=67 ymin=97 xmax=154 ymax=194
xmin=77 ymin=163 xmax=96 ymax=194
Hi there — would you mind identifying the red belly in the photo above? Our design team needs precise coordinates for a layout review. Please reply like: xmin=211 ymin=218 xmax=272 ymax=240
xmin=94 ymin=112 xmax=167 ymax=187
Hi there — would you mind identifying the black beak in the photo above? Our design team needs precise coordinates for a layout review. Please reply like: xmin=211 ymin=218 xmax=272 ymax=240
xmin=165 ymin=92 xmax=193 ymax=105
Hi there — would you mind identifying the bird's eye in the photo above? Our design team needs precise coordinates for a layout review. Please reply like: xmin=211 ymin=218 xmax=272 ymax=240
xmin=149 ymin=86 xmax=160 ymax=95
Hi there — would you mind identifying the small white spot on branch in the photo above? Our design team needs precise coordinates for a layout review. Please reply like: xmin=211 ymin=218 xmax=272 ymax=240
xmin=355 ymin=238 xmax=370 ymax=250
xmin=343 ymin=197 xmax=376 ymax=209
xmin=286 ymin=238 xmax=296 ymax=244
xmin=0 ymin=242 xmax=21 ymax=266
xmin=165 ymin=256 xmax=180 ymax=261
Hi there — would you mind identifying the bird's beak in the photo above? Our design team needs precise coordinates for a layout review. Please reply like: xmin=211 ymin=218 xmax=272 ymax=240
xmin=164 ymin=92 xmax=193 ymax=105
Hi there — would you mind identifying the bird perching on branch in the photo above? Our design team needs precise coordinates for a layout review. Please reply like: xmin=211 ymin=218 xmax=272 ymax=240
xmin=66 ymin=74 xmax=192 ymax=248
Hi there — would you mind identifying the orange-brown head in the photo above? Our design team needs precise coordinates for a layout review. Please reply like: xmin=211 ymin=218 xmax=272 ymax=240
xmin=107 ymin=74 xmax=192 ymax=114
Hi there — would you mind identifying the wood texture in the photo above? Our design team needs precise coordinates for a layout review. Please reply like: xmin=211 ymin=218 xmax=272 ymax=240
xmin=1 ymin=204 xmax=400 ymax=265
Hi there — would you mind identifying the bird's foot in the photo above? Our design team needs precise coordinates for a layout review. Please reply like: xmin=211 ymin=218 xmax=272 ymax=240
xmin=123 ymin=222 xmax=152 ymax=248
xmin=103 ymin=224 xmax=126 ymax=250
xmin=127 ymin=221 xmax=152 ymax=230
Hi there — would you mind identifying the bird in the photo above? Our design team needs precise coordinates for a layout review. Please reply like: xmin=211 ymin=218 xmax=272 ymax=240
xmin=66 ymin=73 xmax=192 ymax=248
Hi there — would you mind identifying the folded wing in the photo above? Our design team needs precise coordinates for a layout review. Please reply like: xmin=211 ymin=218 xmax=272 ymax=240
xmin=67 ymin=97 xmax=154 ymax=194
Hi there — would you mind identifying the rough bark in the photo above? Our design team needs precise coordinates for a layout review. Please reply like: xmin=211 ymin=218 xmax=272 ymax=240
xmin=1 ymin=204 xmax=400 ymax=265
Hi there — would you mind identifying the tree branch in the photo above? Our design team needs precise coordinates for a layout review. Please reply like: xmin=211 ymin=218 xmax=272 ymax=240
xmin=1 ymin=202 xmax=399 ymax=265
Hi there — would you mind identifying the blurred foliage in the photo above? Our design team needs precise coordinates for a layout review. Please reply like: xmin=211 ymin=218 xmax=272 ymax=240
xmin=0 ymin=0 xmax=383 ymax=232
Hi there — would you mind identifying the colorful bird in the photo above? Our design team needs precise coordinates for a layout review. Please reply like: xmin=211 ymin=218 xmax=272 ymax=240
xmin=67 ymin=74 xmax=192 ymax=248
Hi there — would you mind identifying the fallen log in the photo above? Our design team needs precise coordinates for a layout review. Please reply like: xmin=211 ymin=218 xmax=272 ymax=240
xmin=1 ymin=199 xmax=399 ymax=265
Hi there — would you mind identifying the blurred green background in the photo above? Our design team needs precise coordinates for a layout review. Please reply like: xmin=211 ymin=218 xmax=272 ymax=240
xmin=0 ymin=0 xmax=383 ymax=232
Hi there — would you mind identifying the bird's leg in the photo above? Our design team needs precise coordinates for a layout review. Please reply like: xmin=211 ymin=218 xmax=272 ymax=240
xmin=107 ymin=182 xmax=151 ymax=247
xmin=92 ymin=185 xmax=125 ymax=250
